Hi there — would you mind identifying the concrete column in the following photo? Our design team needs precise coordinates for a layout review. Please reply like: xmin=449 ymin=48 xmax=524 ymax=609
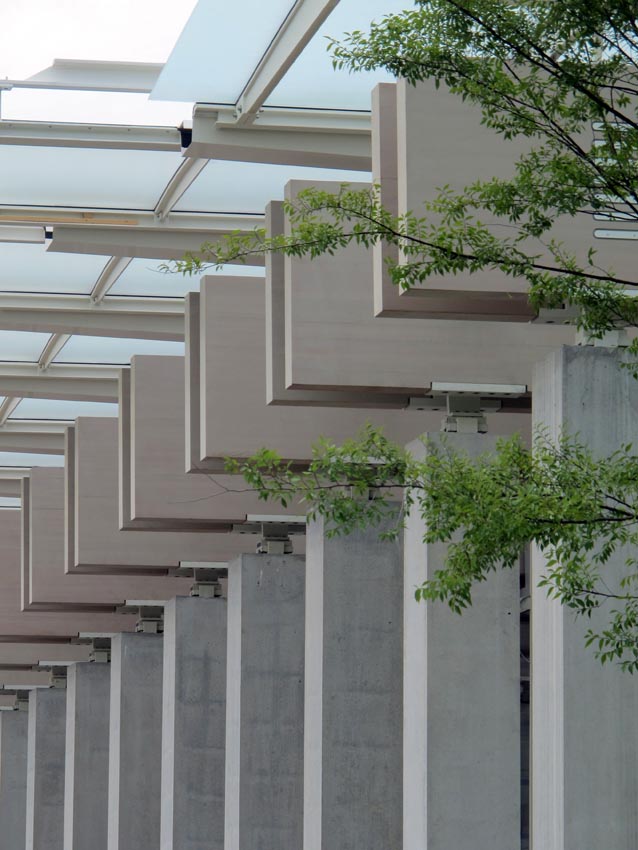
xmin=64 ymin=662 xmax=110 ymax=850
xmin=108 ymin=633 xmax=163 ymax=850
xmin=532 ymin=345 xmax=638 ymax=850
xmin=304 ymin=517 xmax=403 ymax=850
xmin=225 ymin=554 xmax=305 ymax=850
xmin=404 ymin=434 xmax=520 ymax=850
xmin=26 ymin=687 xmax=67 ymax=850
xmin=161 ymin=596 xmax=227 ymax=850
xmin=0 ymin=709 xmax=28 ymax=849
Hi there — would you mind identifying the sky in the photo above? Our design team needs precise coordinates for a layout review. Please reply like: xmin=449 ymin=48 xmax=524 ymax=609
xmin=0 ymin=0 xmax=198 ymax=124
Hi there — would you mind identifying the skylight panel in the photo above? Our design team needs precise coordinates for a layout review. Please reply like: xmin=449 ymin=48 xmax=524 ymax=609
xmin=151 ymin=0 xmax=297 ymax=104
xmin=0 ymin=244 xmax=106 ymax=295
xmin=0 ymin=331 xmax=49 ymax=362
xmin=0 ymin=452 xmax=63 ymax=468
xmin=54 ymin=335 xmax=185 ymax=365
xmin=174 ymin=161 xmax=370 ymax=214
xmin=0 ymin=147 xmax=183 ymax=209
xmin=10 ymin=398 xmax=118 ymax=420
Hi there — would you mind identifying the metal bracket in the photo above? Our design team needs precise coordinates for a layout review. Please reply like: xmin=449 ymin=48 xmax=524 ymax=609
xmin=89 ymin=637 xmax=111 ymax=663
xmin=576 ymin=328 xmax=630 ymax=347
xmin=116 ymin=604 xmax=164 ymax=634
xmin=171 ymin=562 xmax=228 ymax=599
xmin=49 ymin=666 xmax=68 ymax=689
xmin=409 ymin=382 xmax=529 ymax=433
xmin=16 ymin=691 xmax=29 ymax=711
xmin=232 ymin=518 xmax=306 ymax=555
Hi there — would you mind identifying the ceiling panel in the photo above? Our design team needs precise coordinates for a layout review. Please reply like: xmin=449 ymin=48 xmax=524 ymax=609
xmin=0 ymin=243 xmax=106 ymax=294
xmin=0 ymin=146 xmax=182 ymax=208
xmin=54 ymin=334 xmax=185 ymax=364
xmin=175 ymin=161 xmax=370 ymax=213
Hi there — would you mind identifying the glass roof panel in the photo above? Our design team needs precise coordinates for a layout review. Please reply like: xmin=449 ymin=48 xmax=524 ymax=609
xmin=2 ymin=90 xmax=192 ymax=127
xmin=265 ymin=0 xmax=405 ymax=110
xmin=175 ymin=161 xmax=370 ymax=214
xmin=54 ymin=335 xmax=185 ymax=365
xmin=0 ymin=331 xmax=49 ymax=362
xmin=0 ymin=147 xmax=182 ymax=209
xmin=0 ymin=243 xmax=106 ymax=294
xmin=0 ymin=1 xmax=197 ymax=80
xmin=10 ymin=399 xmax=118 ymax=420
xmin=0 ymin=453 xmax=63 ymax=467
xmin=0 ymin=498 xmax=20 ymax=508
xmin=151 ymin=0 xmax=296 ymax=104
xmin=107 ymin=259 xmax=264 ymax=297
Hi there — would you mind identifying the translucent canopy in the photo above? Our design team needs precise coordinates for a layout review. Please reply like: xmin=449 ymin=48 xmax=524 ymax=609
xmin=175 ymin=161 xmax=370 ymax=214
xmin=54 ymin=336 xmax=185 ymax=365
xmin=0 ymin=147 xmax=182 ymax=209
xmin=10 ymin=399 xmax=118 ymax=420
xmin=0 ymin=244 xmax=107 ymax=295
xmin=151 ymin=0 xmax=296 ymax=104
xmin=0 ymin=453 xmax=63 ymax=467
xmin=0 ymin=331 xmax=50 ymax=362
xmin=151 ymin=0 xmax=404 ymax=109
xmin=108 ymin=259 xmax=263 ymax=297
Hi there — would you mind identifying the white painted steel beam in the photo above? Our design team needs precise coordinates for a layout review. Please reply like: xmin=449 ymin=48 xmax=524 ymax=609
xmin=154 ymin=158 xmax=209 ymax=220
xmin=188 ymin=106 xmax=371 ymax=170
xmin=0 ymin=398 xmax=21 ymax=426
xmin=0 ymin=294 xmax=185 ymax=339
xmin=0 ymin=364 xmax=118 ymax=402
xmin=90 ymin=257 xmax=133 ymax=303
xmin=7 ymin=59 xmax=163 ymax=93
xmin=0 ymin=121 xmax=182 ymax=151
xmin=233 ymin=0 xmax=340 ymax=125
xmin=38 ymin=334 xmax=70 ymax=370
xmin=0 ymin=225 xmax=45 ymax=244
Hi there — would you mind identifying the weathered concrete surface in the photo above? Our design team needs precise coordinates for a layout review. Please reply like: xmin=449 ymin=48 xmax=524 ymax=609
xmin=161 ymin=596 xmax=227 ymax=850
xmin=532 ymin=345 xmax=638 ymax=850
xmin=64 ymin=662 xmax=110 ymax=850
xmin=108 ymin=633 xmax=163 ymax=850
xmin=304 ymin=517 xmax=403 ymax=850
xmin=404 ymin=434 xmax=520 ymax=850
xmin=0 ymin=709 xmax=28 ymax=850
xmin=225 ymin=555 xmax=305 ymax=850
xmin=26 ymin=687 xmax=67 ymax=850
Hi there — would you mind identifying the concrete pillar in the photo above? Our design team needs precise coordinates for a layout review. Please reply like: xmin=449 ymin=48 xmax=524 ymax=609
xmin=26 ymin=687 xmax=67 ymax=850
xmin=225 ymin=554 xmax=305 ymax=850
xmin=161 ymin=596 xmax=227 ymax=850
xmin=108 ymin=633 xmax=163 ymax=850
xmin=304 ymin=517 xmax=403 ymax=850
xmin=532 ymin=345 xmax=638 ymax=850
xmin=404 ymin=434 xmax=520 ymax=850
xmin=64 ymin=662 xmax=110 ymax=850
xmin=0 ymin=709 xmax=28 ymax=849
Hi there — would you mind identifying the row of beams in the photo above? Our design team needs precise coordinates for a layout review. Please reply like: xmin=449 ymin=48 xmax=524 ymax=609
xmin=0 ymin=294 xmax=185 ymax=340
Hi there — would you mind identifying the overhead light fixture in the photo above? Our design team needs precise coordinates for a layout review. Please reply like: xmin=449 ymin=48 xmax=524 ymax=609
xmin=0 ymin=225 xmax=46 ymax=244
